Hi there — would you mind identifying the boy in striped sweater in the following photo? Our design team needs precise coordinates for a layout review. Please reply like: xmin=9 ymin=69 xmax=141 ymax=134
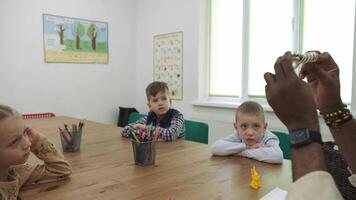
xmin=121 ymin=81 xmax=185 ymax=141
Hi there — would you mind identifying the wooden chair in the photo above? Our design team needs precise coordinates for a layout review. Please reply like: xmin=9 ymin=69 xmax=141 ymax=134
xmin=22 ymin=113 xmax=56 ymax=119
xmin=271 ymin=131 xmax=291 ymax=160
xmin=184 ymin=120 xmax=209 ymax=144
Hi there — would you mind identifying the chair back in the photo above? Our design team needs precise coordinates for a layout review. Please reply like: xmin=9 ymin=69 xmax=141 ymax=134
xmin=117 ymin=107 xmax=138 ymax=127
xmin=128 ymin=112 xmax=146 ymax=124
xmin=22 ymin=113 xmax=55 ymax=119
xmin=271 ymin=131 xmax=291 ymax=160
xmin=184 ymin=120 xmax=209 ymax=144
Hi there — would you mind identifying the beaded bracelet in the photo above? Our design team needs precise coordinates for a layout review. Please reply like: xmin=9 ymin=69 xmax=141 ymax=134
xmin=320 ymin=107 xmax=353 ymax=128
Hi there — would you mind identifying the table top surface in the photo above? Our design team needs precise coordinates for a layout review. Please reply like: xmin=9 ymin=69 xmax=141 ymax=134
xmin=20 ymin=116 xmax=292 ymax=200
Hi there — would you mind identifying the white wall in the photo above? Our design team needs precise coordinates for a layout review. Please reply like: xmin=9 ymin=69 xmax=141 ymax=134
xmin=134 ymin=0 xmax=200 ymax=115
xmin=1 ymin=0 xmax=353 ymax=143
xmin=134 ymin=0 xmax=242 ymax=143
xmin=0 ymin=0 xmax=137 ymax=124
xmin=134 ymin=0 xmax=340 ymax=144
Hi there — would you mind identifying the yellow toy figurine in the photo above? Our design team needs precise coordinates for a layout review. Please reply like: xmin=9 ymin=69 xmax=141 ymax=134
xmin=250 ymin=165 xmax=261 ymax=190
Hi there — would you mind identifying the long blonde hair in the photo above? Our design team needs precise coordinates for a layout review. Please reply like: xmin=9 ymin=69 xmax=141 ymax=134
xmin=0 ymin=104 xmax=20 ymax=123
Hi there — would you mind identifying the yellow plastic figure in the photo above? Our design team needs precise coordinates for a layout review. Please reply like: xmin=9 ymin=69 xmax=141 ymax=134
xmin=250 ymin=165 xmax=261 ymax=190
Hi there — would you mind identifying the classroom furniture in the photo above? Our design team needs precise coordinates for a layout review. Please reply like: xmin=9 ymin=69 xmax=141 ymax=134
xmin=21 ymin=116 xmax=292 ymax=200
xmin=271 ymin=131 xmax=291 ymax=160
xmin=184 ymin=119 xmax=209 ymax=144
xmin=117 ymin=107 xmax=138 ymax=127
xmin=22 ymin=112 xmax=55 ymax=119
xmin=128 ymin=112 xmax=146 ymax=124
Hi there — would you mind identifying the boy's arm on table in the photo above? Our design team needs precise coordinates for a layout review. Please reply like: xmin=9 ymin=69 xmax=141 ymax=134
xmin=157 ymin=114 xmax=185 ymax=142
xmin=21 ymin=134 xmax=72 ymax=186
xmin=211 ymin=134 xmax=246 ymax=156
xmin=238 ymin=137 xmax=283 ymax=164
xmin=121 ymin=117 xmax=147 ymax=137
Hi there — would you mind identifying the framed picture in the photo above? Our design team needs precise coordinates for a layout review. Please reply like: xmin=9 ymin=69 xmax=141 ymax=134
xmin=153 ymin=32 xmax=183 ymax=100
xmin=43 ymin=14 xmax=109 ymax=64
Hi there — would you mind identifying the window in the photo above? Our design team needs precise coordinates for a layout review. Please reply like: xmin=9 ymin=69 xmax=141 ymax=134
xmin=209 ymin=0 xmax=355 ymax=104
xmin=210 ymin=0 xmax=243 ymax=97
xmin=303 ymin=0 xmax=355 ymax=103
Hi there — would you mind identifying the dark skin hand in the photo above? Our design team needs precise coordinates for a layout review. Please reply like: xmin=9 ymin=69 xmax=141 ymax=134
xmin=300 ymin=51 xmax=356 ymax=172
xmin=264 ymin=51 xmax=319 ymax=132
xmin=299 ymin=51 xmax=344 ymax=114
xmin=264 ymin=51 xmax=326 ymax=181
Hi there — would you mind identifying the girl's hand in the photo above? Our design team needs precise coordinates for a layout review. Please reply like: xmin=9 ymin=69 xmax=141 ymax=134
xmin=24 ymin=126 xmax=41 ymax=144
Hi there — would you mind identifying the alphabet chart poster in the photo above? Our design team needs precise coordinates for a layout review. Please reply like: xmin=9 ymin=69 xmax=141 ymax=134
xmin=153 ymin=32 xmax=183 ymax=100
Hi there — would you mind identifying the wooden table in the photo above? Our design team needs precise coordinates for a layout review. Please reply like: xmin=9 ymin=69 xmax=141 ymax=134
xmin=20 ymin=116 xmax=292 ymax=200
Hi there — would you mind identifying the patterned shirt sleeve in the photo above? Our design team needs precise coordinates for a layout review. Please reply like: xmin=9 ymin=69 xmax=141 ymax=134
xmin=157 ymin=113 xmax=185 ymax=142
xmin=121 ymin=117 xmax=147 ymax=137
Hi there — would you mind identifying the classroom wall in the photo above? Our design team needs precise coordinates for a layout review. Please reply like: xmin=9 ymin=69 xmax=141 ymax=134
xmin=0 ymin=0 xmax=137 ymax=124
xmin=134 ymin=0 xmax=341 ymax=144
xmin=1 ymin=0 xmax=353 ymax=143
xmin=134 ymin=0 xmax=254 ymax=143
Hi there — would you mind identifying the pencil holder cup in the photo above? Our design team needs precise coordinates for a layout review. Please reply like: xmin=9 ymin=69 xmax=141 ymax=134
xmin=131 ymin=140 xmax=156 ymax=166
xmin=59 ymin=129 xmax=82 ymax=152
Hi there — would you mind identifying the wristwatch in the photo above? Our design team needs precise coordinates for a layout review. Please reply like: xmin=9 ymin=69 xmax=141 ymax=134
xmin=289 ymin=128 xmax=322 ymax=147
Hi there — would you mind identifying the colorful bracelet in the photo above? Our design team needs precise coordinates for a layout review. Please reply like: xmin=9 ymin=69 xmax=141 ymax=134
xmin=320 ymin=107 xmax=353 ymax=128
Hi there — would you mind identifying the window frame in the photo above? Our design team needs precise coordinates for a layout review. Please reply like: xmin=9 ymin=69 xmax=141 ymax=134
xmin=196 ymin=0 xmax=356 ymax=113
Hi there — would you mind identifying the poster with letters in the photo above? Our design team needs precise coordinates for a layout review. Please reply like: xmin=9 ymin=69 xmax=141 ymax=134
xmin=43 ymin=14 xmax=108 ymax=64
xmin=153 ymin=32 xmax=183 ymax=100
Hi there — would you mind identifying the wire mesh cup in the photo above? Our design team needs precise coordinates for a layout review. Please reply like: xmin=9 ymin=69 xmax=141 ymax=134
xmin=131 ymin=140 xmax=157 ymax=166
xmin=59 ymin=129 xmax=82 ymax=152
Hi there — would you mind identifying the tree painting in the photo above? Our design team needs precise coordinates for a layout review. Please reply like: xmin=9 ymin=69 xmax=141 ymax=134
xmin=72 ymin=22 xmax=85 ymax=49
xmin=56 ymin=24 xmax=65 ymax=45
xmin=87 ymin=24 xmax=99 ymax=51
xmin=43 ymin=14 xmax=108 ymax=63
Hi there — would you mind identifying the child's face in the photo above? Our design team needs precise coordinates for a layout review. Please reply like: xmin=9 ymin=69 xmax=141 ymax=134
xmin=147 ymin=91 xmax=172 ymax=119
xmin=234 ymin=113 xmax=267 ymax=146
xmin=0 ymin=117 xmax=31 ymax=168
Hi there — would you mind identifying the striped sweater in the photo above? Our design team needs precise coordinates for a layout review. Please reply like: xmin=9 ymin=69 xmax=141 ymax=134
xmin=121 ymin=109 xmax=185 ymax=142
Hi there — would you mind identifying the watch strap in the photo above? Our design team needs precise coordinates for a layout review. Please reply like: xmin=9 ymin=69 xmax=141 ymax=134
xmin=289 ymin=128 xmax=323 ymax=147
xmin=309 ymin=130 xmax=322 ymax=144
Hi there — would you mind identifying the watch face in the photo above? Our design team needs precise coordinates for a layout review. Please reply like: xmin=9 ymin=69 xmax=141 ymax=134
xmin=290 ymin=129 xmax=311 ymax=147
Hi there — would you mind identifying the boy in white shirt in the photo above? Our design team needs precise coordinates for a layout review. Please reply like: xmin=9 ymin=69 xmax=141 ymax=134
xmin=211 ymin=101 xmax=283 ymax=164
